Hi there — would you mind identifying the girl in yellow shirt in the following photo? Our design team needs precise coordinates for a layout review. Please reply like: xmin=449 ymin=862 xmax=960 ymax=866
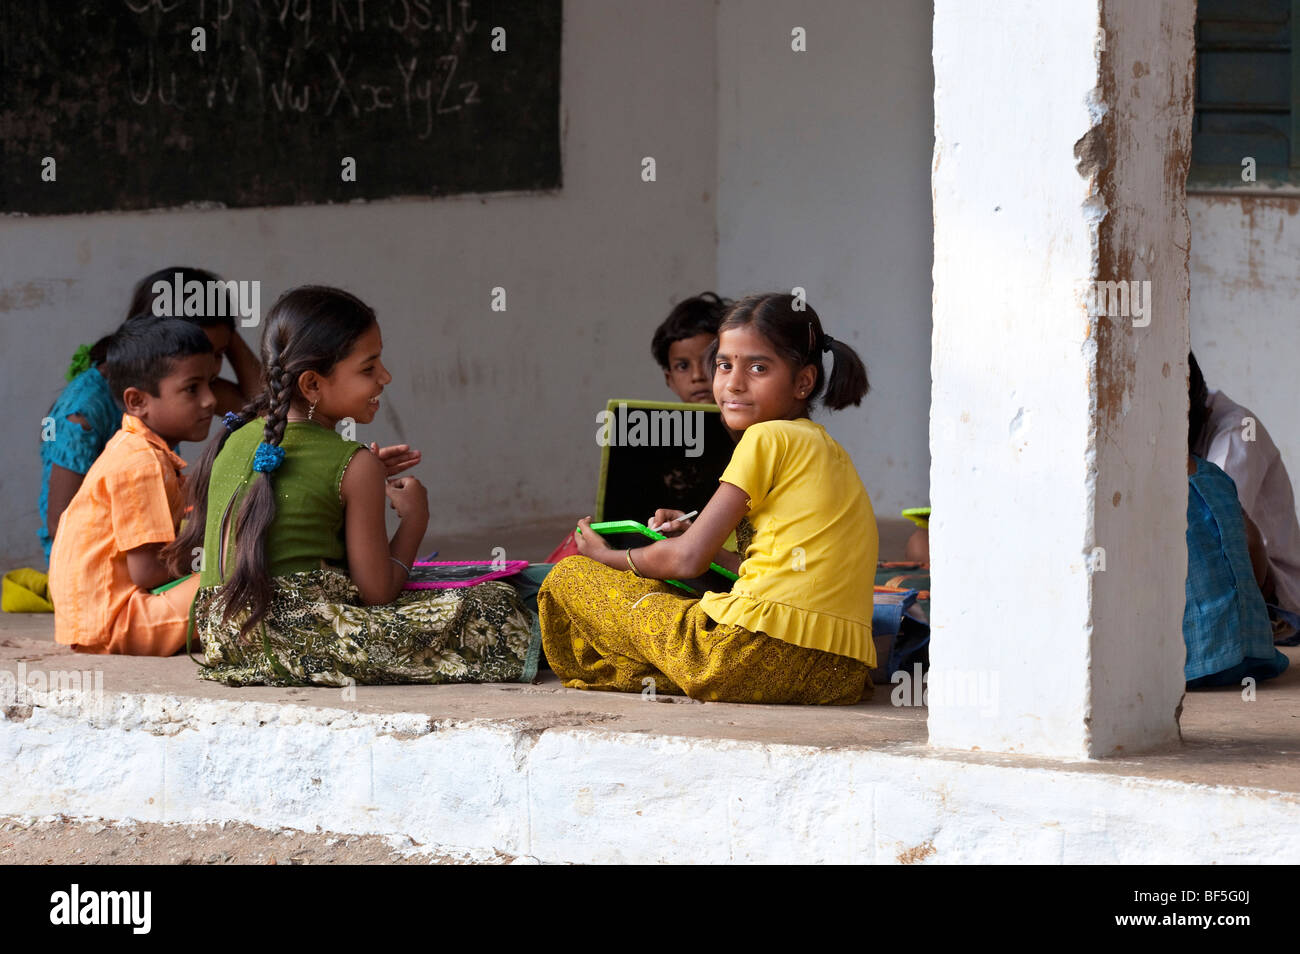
xmin=540 ymin=292 xmax=878 ymax=704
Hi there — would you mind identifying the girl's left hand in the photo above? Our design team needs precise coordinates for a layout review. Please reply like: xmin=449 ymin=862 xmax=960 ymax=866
xmin=574 ymin=516 xmax=613 ymax=561
xmin=370 ymin=442 xmax=422 ymax=478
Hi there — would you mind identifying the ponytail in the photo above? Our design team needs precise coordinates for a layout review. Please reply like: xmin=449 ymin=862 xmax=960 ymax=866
xmin=820 ymin=336 xmax=870 ymax=410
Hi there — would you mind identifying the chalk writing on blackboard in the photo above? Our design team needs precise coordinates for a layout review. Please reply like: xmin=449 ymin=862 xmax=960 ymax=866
xmin=0 ymin=0 xmax=562 ymax=214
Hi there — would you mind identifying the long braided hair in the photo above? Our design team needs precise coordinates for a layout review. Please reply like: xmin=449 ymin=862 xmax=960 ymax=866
xmin=164 ymin=286 xmax=377 ymax=638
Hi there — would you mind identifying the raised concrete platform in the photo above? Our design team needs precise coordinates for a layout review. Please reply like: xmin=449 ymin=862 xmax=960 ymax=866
xmin=4 ymin=517 xmax=1299 ymax=863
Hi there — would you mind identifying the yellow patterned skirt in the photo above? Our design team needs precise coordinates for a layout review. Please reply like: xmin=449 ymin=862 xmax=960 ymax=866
xmin=538 ymin=556 xmax=871 ymax=705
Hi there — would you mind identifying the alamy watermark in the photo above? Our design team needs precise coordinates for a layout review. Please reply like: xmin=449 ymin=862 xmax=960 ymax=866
xmin=891 ymin=664 xmax=1000 ymax=718
xmin=1080 ymin=279 xmax=1151 ymax=327
xmin=151 ymin=271 xmax=260 ymax=327
xmin=0 ymin=663 xmax=106 ymax=718
xmin=50 ymin=884 xmax=150 ymax=934
xmin=595 ymin=402 xmax=705 ymax=458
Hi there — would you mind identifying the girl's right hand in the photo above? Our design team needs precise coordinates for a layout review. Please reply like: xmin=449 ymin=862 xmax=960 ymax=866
xmin=385 ymin=476 xmax=429 ymax=521
xmin=648 ymin=509 xmax=690 ymax=536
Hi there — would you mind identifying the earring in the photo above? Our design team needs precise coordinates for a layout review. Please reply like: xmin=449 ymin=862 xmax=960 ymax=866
xmin=308 ymin=400 xmax=317 ymax=422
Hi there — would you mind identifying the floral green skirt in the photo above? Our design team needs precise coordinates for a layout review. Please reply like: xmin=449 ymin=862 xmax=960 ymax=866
xmin=190 ymin=567 xmax=541 ymax=687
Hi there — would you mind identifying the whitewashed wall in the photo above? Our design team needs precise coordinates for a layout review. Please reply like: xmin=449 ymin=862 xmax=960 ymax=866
xmin=715 ymin=0 xmax=935 ymax=520
xmin=1190 ymin=193 xmax=1300 ymax=503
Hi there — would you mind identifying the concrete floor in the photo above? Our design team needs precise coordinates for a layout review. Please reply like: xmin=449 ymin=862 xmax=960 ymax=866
xmin=3 ymin=514 xmax=1298 ymax=795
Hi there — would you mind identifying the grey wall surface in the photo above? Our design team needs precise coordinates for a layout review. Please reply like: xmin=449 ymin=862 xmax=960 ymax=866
xmin=716 ymin=0 xmax=936 ymax=519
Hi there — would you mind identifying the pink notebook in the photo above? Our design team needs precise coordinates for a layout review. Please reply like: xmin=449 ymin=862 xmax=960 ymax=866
xmin=402 ymin=559 xmax=530 ymax=590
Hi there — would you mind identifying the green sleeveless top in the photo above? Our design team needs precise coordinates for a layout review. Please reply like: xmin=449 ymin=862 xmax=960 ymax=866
xmin=198 ymin=419 xmax=366 ymax=587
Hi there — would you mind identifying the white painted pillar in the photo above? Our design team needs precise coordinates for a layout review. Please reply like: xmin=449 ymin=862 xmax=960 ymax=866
xmin=928 ymin=0 xmax=1195 ymax=758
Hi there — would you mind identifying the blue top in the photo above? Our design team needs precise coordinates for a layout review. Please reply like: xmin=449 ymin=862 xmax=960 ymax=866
xmin=37 ymin=365 xmax=121 ymax=561
xmin=1183 ymin=456 xmax=1289 ymax=684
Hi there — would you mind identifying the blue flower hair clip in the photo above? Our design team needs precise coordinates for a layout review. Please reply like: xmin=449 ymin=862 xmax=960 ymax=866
xmin=222 ymin=412 xmax=245 ymax=433
xmin=253 ymin=442 xmax=285 ymax=473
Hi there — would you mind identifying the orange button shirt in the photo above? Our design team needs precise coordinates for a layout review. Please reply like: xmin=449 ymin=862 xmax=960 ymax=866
xmin=48 ymin=414 xmax=190 ymax=654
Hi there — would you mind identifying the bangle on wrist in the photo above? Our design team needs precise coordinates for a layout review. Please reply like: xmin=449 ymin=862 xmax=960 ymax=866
xmin=625 ymin=548 xmax=643 ymax=578
xmin=391 ymin=556 xmax=411 ymax=577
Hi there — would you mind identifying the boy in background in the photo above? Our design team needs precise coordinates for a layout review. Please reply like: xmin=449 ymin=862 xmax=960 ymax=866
xmin=48 ymin=317 xmax=216 ymax=655
xmin=544 ymin=293 xmax=735 ymax=567
xmin=651 ymin=292 xmax=731 ymax=403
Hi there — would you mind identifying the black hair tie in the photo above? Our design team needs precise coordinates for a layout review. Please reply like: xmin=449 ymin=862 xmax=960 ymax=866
xmin=822 ymin=334 xmax=834 ymax=354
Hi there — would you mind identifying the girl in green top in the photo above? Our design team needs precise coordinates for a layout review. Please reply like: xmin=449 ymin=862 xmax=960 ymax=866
xmin=164 ymin=286 xmax=538 ymax=687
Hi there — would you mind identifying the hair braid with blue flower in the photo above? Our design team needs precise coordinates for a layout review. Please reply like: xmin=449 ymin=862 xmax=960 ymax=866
xmin=218 ymin=347 xmax=295 ymax=633
xmin=261 ymin=356 xmax=294 ymax=462
xmin=159 ymin=393 xmax=265 ymax=579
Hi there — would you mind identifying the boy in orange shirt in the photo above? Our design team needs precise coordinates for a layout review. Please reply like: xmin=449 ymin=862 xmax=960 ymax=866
xmin=48 ymin=317 xmax=217 ymax=654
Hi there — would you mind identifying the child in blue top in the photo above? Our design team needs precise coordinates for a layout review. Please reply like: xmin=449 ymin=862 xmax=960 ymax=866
xmin=1182 ymin=357 xmax=1289 ymax=687
xmin=38 ymin=342 xmax=122 ymax=561
xmin=1184 ymin=454 xmax=1289 ymax=687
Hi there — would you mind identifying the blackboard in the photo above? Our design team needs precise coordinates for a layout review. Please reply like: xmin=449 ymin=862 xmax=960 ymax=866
xmin=0 ymin=0 xmax=561 ymax=215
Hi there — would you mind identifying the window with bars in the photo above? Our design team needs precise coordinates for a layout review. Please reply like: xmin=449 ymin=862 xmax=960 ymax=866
xmin=1191 ymin=0 xmax=1300 ymax=186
